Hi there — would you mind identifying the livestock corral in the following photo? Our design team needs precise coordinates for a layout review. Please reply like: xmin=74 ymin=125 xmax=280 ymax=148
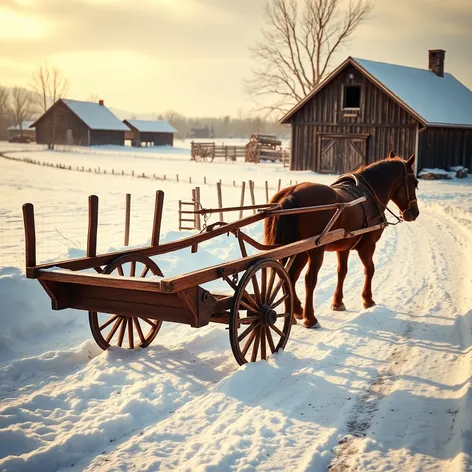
xmin=1 ymin=141 xmax=472 ymax=471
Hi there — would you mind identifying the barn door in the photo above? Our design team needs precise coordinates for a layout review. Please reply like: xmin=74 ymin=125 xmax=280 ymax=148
xmin=344 ymin=138 xmax=367 ymax=172
xmin=318 ymin=135 xmax=367 ymax=174
xmin=319 ymin=137 xmax=336 ymax=173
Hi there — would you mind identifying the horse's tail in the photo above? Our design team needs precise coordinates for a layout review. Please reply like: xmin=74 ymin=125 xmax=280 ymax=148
xmin=264 ymin=185 xmax=299 ymax=246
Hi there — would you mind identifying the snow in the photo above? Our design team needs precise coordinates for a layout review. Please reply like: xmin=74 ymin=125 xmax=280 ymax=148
xmin=1 ymin=144 xmax=472 ymax=471
xmin=354 ymin=58 xmax=472 ymax=127
xmin=6 ymin=121 xmax=35 ymax=131
xmin=125 ymin=120 xmax=177 ymax=134
xmin=59 ymin=100 xmax=129 ymax=131
xmin=419 ymin=168 xmax=457 ymax=178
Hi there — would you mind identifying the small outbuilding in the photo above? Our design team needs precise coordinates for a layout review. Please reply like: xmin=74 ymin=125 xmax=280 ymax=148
xmin=32 ymin=99 xmax=128 ymax=146
xmin=7 ymin=120 xmax=36 ymax=141
xmin=281 ymin=50 xmax=472 ymax=174
xmin=123 ymin=120 xmax=176 ymax=147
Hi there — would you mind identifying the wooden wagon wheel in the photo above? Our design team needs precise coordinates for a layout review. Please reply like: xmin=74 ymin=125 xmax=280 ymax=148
xmin=89 ymin=254 xmax=163 ymax=350
xmin=229 ymin=259 xmax=294 ymax=365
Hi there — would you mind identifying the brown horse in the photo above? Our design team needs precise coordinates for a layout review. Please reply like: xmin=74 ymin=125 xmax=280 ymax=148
xmin=264 ymin=152 xmax=420 ymax=328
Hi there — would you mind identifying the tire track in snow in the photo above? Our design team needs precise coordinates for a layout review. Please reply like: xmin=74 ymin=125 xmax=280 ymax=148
xmin=328 ymin=206 xmax=472 ymax=471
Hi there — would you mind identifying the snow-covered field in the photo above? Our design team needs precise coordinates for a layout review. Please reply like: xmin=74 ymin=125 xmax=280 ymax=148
xmin=1 ymin=144 xmax=472 ymax=471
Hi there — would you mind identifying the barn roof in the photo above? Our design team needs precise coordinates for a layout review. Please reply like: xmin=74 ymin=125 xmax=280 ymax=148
xmin=280 ymin=57 xmax=472 ymax=128
xmin=124 ymin=119 xmax=177 ymax=133
xmin=8 ymin=120 xmax=35 ymax=130
xmin=61 ymin=99 xmax=129 ymax=131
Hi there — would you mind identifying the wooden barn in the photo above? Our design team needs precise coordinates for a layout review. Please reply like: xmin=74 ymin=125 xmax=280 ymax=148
xmin=123 ymin=119 xmax=176 ymax=147
xmin=32 ymin=99 xmax=128 ymax=146
xmin=281 ymin=50 xmax=472 ymax=174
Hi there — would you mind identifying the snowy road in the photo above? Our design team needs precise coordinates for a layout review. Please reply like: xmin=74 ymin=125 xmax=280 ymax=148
xmin=1 ymin=151 xmax=471 ymax=471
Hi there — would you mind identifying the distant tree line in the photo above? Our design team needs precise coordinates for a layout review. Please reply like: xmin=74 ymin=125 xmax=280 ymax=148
xmin=155 ymin=110 xmax=289 ymax=140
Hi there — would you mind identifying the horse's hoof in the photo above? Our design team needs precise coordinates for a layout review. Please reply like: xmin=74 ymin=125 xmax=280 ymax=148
xmin=331 ymin=303 xmax=346 ymax=312
xmin=291 ymin=316 xmax=298 ymax=325
xmin=294 ymin=312 xmax=303 ymax=320
xmin=363 ymin=301 xmax=376 ymax=309
xmin=303 ymin=320 xmax=321 ymax=329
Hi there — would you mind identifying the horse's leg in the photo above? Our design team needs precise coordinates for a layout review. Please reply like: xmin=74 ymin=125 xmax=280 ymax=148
xmin=332 ymin=250 xmax=350 ymax=311
xmin=302 ymin=248 xmax=325 ymax=328
xmin=288 ymin=252 xmax=308 ymax=322
xmin=357 ymin=242 xmax=376 ymax=309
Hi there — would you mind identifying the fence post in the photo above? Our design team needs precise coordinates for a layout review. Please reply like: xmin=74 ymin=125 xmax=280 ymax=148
xmin=22 ymin=203 xmax=36 ymax=270
xmin=124 ymin=193 xmax=131 ymax=246
xmin=194 ymin=187 xmax=201 ymax=231
xmin=278 ymin=179 xmax=281 ymax=192
xmin=249 ymin=180 xmax=256 ymax=213
xmin=265 ymin=181 xmax=269 ymax=203
xmin=216 ymin=182 xmax=223 ymax=221
xmin=151 ymin=190 xmax=164 ymax=246
xmin=87 ymin=195 xmax=99 ymax=257
xmin=239 ymin=182 xmax=246 ymax=219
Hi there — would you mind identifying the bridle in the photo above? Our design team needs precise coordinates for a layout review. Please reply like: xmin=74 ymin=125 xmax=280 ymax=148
xmin=396 ymin=160 xmax=418 ymax=222
xmin=356 ymin=160 xmax=417 ymax=225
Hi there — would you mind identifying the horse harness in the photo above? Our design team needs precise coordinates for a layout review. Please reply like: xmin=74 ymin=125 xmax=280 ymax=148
xmin=330 ymin=161 xmax=416 ymax=249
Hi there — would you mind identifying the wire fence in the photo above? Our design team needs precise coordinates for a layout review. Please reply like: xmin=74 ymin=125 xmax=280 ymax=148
xmin=0 ymin=194 xmax=175 ymax=269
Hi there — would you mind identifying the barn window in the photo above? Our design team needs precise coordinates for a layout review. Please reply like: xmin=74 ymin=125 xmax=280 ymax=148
xmin=343 ymin=85 xmax=361 ymax=109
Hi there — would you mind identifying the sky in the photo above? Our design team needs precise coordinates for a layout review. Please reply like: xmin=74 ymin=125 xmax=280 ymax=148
xmin=1 ymin=0 xmax=471 ymax=118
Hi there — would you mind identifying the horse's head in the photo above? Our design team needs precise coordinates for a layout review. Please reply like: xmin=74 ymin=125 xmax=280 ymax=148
xmin=388 ymin=151 xmax=419 ymax=222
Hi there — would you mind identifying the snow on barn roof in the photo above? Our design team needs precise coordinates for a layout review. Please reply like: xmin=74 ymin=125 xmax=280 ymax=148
xmin=125 ymin=119 xmax=177 ymax=133
xmin=354 ymin=58 xmax=472 ymax=127
xmin=62 ymin=99 xmax=129 ymax=131
xmin=280 ymin=56 xmax=472 ymax=127
xmin=8 ymin=120 xmax=35 ymax=130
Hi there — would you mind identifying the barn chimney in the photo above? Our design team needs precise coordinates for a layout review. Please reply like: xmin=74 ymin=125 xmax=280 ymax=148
xmin=428 ymin=49 xmax=446 ymax=77
xmin=98 ymin=99 xmax=104 ymax=106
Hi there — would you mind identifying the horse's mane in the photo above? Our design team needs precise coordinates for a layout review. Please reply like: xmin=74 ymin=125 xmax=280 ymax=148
xmin=354 ymin=157 xmax=405 ymax=181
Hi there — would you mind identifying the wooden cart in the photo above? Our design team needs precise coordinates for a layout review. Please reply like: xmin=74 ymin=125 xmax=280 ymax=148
xmin=22 ymin=191 xmax=384 ymax=365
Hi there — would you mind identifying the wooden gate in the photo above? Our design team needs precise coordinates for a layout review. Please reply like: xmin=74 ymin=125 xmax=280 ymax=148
xmin=318 ymin=135 xmax=368 ymax=174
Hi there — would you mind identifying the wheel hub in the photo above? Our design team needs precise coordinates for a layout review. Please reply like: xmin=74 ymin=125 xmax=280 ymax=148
xmin=260 ymin=304 xmax=277 ymax=325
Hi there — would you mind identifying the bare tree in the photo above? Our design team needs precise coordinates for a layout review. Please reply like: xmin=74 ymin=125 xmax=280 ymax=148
xmin=32 ymin=63 xmax=69 ymax=148
xmin=0 ymin=87 xmax=11 ymax=140
xmin=88 ymin=93 xmax=100 ymax=103
xmin=246 ymin=0 xmax=373 ymax=116
xmin=11 ymin=87 xmax=35 ymax=136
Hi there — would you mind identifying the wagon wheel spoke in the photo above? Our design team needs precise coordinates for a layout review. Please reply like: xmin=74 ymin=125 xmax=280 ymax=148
xmin=269 ymin=323 xmax=286 ymax=339
xmin=260 ymin=268 xmax=267 ymax=303
xmin=106 ymin=317 xmax=123 ymax=343
xmin=265 ymin=268 xmax=276 ymax=303
xmin=271 ymin=293 xmax=289 ymax=310
xmin=239 ymin=314 xmax=260 ymax=324
xmin=128 ymin=318 xmax=134 ymax=349
xmin=260 ymin=327 xmax=267 ymax=360
xmin=99 ymin=314 xmax=119 ymax=331
xmin=140 ymin=265 xmax=150 ymax=278
xmin=267 ymin=277 xmax=285 ymax=306
xmin=241 ymin=328 xmax=258 ymax=357
xmin=139 ymin=317 xmax=158 ymax=328
xmin=238 ymin=321 xmax=259 ymax=343
xmin=117 ymin=265 xmax=124 ymax=276
xmin=266 ymin=327 xmax=276 ymax=353
xmin=117 ymin=317 xmax=127 ymax=347
xmin=133 ymin=317 xmax=145 ymax=343
xmin=277 ymin=312 xmax=291 ymax=318
xmin=129 ymin=261 xmax=136 ymax=277
xmin=251 ymin=327 xmax=261 ymax=362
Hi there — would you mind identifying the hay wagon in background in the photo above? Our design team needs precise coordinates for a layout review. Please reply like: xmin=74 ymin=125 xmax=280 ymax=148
xmin=22 ymin=191 xmax=383 ymax=365
xmin=245 ymin=134 xmax=290 ymax=164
